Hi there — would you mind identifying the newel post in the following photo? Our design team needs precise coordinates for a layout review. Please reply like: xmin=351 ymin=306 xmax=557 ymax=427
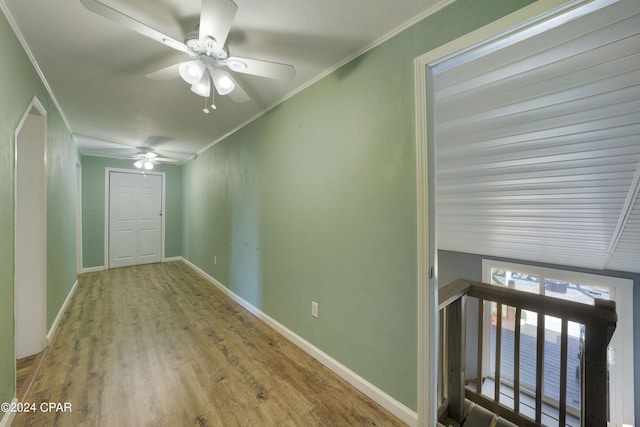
xmin=582 ymin=299 xmax=616 ymax=427
xmin=447 ymin=295 xmax=466 ymax=423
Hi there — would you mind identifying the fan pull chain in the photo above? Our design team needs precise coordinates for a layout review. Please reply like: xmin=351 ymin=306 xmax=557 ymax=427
xmin=203 ymin=95 xmax=210 ymax=114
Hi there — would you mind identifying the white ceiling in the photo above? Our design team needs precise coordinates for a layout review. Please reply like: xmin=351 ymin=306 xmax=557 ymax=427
xmin=435 ymin=0 xmax=640 ymax=274
xmin=1 ymin=0 xmax=444 ymax=161
xmin=5 ymin=0 xmax=638 ymax=275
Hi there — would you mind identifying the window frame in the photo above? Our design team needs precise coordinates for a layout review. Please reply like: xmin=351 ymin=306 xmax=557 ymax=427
xmin=481 ymin=259 xmax=635 ymax=426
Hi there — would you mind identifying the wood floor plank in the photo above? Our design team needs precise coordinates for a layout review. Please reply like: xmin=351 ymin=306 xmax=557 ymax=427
xmin=16 ymin=354 xmax=38 ymax=391
xmin=13 ymin=261 xmax=406 ymax=427
xmin=16 ymin=352 xmax=44 ymax=402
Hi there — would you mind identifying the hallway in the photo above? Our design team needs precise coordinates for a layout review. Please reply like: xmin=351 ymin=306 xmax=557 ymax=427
xmin=13 ymin=262 xmax=404 ymax=426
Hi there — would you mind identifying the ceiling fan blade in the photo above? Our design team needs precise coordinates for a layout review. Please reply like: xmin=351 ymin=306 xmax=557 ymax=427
xmin=133 ymin=151 xmax=180 ymax=164
xmin=146 ymin=63 xmax=182 ymax=81
xmin=79 ymin=0 xmax=192 ymax=55
xmin=199 ymin=0 xmax=238 ymax=48
xmin=226 ymin=56 xmax=296 ymax=80
xmin=226 ymin=75 xmax=250 ymax=103
xmin=153 ymin=149 xmax=194 ymax=163
xmin=154 ymin=157 xmax=181 ymax=163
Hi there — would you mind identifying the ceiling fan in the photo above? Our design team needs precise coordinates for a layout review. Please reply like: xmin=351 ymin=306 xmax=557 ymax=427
xmin=79 ymin=0 xmax=296 ymax=112
xmin=132 ymin=148 xmax=179 ymax=170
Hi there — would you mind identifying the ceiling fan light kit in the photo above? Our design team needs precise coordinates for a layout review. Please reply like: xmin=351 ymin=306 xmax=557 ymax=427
xmin=134 ymin=159 xmax=154 ymax=170
xmin=80 ymin=0 xmax=296 ymax=113
xmin=191 ymin=74 xmax=211 ymax=97
xmin=133 ymin=151 xmax=158 ymax=170
xmin=180 ymin=59 xmax=235 ymax=102
xmin=211 ymin=69 xmax=235 ymax=95
xmin=179 ymin=60 xmax=206 ymax=84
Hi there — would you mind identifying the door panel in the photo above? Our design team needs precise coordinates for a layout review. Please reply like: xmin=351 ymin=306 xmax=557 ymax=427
xmin=109 ymin=172 xmax=162 ymax=268
xmin=138 ymin=228 xmax=158 ymax=258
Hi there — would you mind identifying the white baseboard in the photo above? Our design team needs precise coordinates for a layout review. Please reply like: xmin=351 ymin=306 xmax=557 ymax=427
xmin=81 ymin=266 xmax=104 ymax=274
xmin=4 ymin=280 xmax=78 ymax=427
xmin=0 ymin=398 xmax=17 ymax=427
xmin=82 ymin=258 xmax=180 ymax=273
xmin=47 ymin=279 xmax=79 ymax=343
xmin=181 ymin=257 xmax=418 ymax=427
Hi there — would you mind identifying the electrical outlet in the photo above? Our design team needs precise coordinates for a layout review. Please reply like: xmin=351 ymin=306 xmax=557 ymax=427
xmin=311 ymin=301 xmax=319 ymax=318
xmin=214 ymin=256 xmax=217 ymax=265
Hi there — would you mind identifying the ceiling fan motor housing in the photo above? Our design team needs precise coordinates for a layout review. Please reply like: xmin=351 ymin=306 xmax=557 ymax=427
xmin=184 ymin=29 xmax=200 ymax=46
xmin=185 ymin=29 xmax=228 ymax=59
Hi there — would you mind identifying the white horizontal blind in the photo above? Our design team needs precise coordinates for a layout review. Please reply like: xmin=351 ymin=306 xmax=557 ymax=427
xmin=434 ymin=0 xmax=640 ymax=272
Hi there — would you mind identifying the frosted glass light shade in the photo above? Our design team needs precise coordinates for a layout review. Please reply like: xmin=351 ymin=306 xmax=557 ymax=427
xmin=179 ymin=60 xmax=205 ymax=84
xmin=212 ymin=69 xmax=235 ymax=95
xmin=190 ymin=74 xmax=211 ymax=97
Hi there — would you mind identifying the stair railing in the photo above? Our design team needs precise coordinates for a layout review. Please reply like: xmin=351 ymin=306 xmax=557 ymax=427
xmin=437 ymin=279 xmax=616 ymax=427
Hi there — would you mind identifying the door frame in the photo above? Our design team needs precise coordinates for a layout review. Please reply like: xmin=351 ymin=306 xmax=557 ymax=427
xmin=104 ymin=167 xmax=166 ymax=269
xmin=413 ymin=0 xmax=593 ymax=424
xmin=76 ymin=161 xmax=83 ymax=274
xmin=14 ymin=96 xmax=47 ymax=365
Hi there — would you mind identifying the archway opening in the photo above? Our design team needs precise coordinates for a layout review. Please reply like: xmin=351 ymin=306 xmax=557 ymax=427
xmin=14 ymin=99 xmax=47 ymax=399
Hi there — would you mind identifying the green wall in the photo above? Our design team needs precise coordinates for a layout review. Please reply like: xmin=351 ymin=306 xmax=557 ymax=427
xmin=1 ymin=0 xmax=534 ymax=415
xmin=81 ymin=156 xmax=183 ymax=268
xmin=182 ymin=0 xmax=533 ymax=410
xmin=0 ymin=9 xmax=79 ymax=408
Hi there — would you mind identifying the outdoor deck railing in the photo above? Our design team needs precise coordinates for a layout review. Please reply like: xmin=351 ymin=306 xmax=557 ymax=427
xmin=437 ymin=279 xmax=617 ymax=427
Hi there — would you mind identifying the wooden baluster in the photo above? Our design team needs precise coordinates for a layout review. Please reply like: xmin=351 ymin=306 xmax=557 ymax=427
xmin=438 ymin=308 xmax=446 ymax=407
xmin=559 ymin=318 xmax=568 ymax=426
xmin=514 ymin=307 xmax=521 ymax=413
xmin=495 ymin=302 xmax=502 ymax=403
xmin=477 ymin=298 xmax=484 ymax=394
xmin=447 ymin=296 xmax=466 ymax=423
xmin=535 ymin=315 xmax=545 ymax=424
xmin=582 ymin=318 xmax=609 ymax=425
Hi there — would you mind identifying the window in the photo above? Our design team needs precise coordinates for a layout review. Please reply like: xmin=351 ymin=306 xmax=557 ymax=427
xmin=481 ymin=260 xmax=635 ymax=427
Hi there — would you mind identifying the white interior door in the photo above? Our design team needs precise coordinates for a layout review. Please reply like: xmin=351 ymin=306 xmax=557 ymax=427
xmin=109 ymin=171 xmax=162 ymax=268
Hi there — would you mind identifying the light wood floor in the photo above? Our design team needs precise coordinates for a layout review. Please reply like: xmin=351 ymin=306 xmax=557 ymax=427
xmin=16 ymin=352 xmax=43 ymax=401
xmin=16 ymin=354 xmax=37 ymax=393
xmin=14 ymin=261 xmax=406 ymax=426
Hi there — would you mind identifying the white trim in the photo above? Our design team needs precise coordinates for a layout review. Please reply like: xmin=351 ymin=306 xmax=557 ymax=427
xmin=414 ymin=0 xmax=587 ymax=71
xmin=13 ymin=96 xmax=46 ymax=134
xmin=163 ymin=256 xmax=183 ymax=262
xmin=0 ymin=398 xmax=17 ymax=427
xmin=194 ymin=0 xmax=456 ymax=159
xmin=103 ymin=169 xmax=109 ymax=269
xmin=76 ymin=161 xmax=83 ymax=275
xmin=0 ymin=1 xmax=74 ymax=135
xmin=81 ymin=266 xmax=105 ymax=274
xmin=413 ymin=1 xmax=594 ymax=425
xmin=180 ymin=257 xmax=418 ymax=427
xmin=46 ymin=280 xmax=79 ymax=344
xmin=604 ymin=162 xmax=640 ymax=269
xmin=103 ymin=167 xmax=166 ymax=269
xmin=14 ymin=96 xmax=48 ymax=360
xmin=414 ymin=45 xmax=437 ymax=427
